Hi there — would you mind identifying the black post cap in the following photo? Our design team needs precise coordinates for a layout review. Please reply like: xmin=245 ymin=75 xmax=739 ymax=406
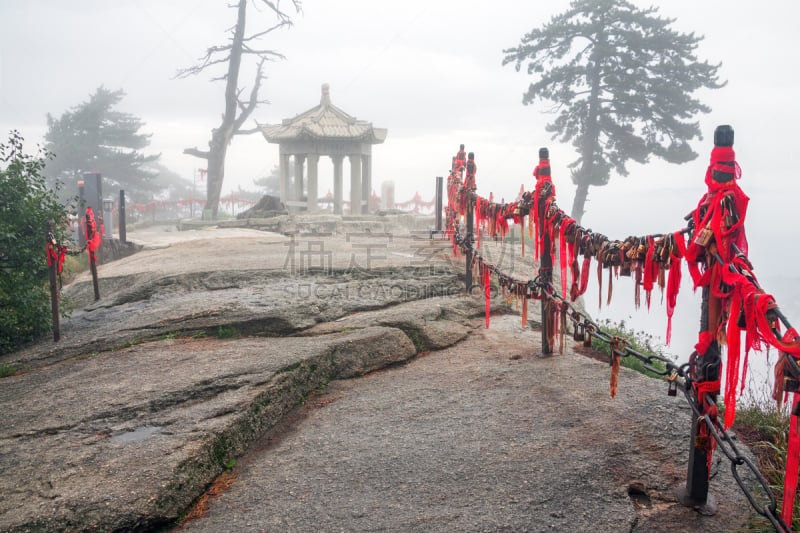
xmin=714 ymin=125 xmax=734 ymax=148
xmin=539 ymin=147 xmax=549 ymax=159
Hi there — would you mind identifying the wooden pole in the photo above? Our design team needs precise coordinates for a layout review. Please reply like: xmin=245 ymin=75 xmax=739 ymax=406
xmin=47 ymin=221 xmax=60 ymax=342
xmin=465 ymin=200 xmax=474 ymax=293
xmin=86 ymin=210 xmax=100 ymax=301
xmin=90 ymin=250 xmax=100 ymax=301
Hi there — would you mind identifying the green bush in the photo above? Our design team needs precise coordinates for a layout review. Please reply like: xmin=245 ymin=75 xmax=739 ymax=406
xmin=0 ymin=131 xmax=71 ymax=354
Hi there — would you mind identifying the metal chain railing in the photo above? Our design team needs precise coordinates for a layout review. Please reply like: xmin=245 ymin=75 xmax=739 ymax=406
xmin=444 ymin=183 xmax=793 ymax=533
xmin=532 ymin=274 xmax=791 ymax=532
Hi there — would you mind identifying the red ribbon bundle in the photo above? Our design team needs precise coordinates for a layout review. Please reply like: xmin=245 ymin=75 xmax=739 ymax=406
xmin=46 ymin=241 xmax=66 ymax=274
xmin=665 ymin=232 xmax=687 ymax=345
xmin=685 ymin=146 xmax=749 ymax=286
xmin=558 ymin=219 xmax=577 ymax=300
xmin=532 ymin=158 xmax=554 ymax=262
xmin=684 ymin=146 xmax=749 ymax=427
xmin=642 ymin=236 xmax=660 ymax=310
xmin=85 ymin=207 xmax=102 ymax=254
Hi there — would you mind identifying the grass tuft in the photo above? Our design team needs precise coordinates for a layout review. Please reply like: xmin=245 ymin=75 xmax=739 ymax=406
xmin=0 ymin=362 xmax=16 ymax=378
xmin=216 ymin=326 xmax=239 ymax=339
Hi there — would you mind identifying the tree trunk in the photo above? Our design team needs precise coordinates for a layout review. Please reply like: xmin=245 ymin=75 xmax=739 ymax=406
xmin=205 ymin=129 xmax=229 ymax=219
xmin=571 ymin=28 xmax=605 ymax=226
xmin=571 ymin=181 xmax=590 ymax=224
xmin=183 ymin=0 xmax=289 ymax=218
xmin=202 ymin=0 xmax=247 ymax=219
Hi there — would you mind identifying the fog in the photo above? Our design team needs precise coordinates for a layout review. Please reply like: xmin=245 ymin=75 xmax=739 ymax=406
xmin=3 ymin=1 xmax=800 ymax=375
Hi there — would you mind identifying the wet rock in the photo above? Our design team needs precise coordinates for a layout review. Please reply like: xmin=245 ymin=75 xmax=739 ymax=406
xmin=236 ymin=194 xmax=287 ymax=219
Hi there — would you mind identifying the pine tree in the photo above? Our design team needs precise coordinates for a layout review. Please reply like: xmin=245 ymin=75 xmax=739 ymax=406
xmin=503 ymin=0 xmax=724 ymax=223
xmin=44 ymin=86 xmax=161 ymax=202
xmin=253 ymin=164 xmax=293 ymax=195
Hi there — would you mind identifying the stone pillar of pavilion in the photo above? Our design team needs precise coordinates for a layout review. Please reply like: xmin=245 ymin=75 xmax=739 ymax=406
xmin=349 ymin=154 xmax=362 ymax=216
xmin=260 ymin=84 xmax=387 ymax=214
xmin=279 ymin=153 xmax=291 ymax=204
xmin=307 ymin=154 xmax=319 ymax=211
xmin=293 ymin=155 xmax=305 ymax=210
xmin=361 ymin=154 xmax=372 ymax=214
xmin=332 ymin=155 xmax=344 ymax=215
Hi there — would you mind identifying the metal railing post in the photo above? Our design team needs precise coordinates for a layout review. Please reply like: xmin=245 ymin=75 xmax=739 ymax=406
xmin=679 ymin=284 xmax=720 ymax=514
xmin=465 ymin=198 xmax=474 ymax=293
xmin=435 ymin=176 xmax=443 ymax=234
xmin=536 ymin=147 xmax=553 ymax=356
xmin=119 ymin=189 xmax=126 ymax=244
xmin=538 ymin=191 xmax=552 ymax=355
xmin=678 ymin=125 xmax=736 ymax=515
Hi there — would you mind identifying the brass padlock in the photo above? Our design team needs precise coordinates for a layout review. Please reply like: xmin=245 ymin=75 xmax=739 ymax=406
xmin=668 ymin=380 xmax=678 ymax=397
xmin=693 ymin=225 xmax=714 ymax=247
xmin=573 ymin=323 xmax=585 ymax=342
xmin=737 ymin=307 xmax=747 ymax=328
xmin=583 ymin=331 xmax=592 ymax=348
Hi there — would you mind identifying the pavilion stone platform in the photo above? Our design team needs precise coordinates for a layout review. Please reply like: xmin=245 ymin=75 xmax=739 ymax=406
xmin=260 ymin=84 xmax=387 ymax=215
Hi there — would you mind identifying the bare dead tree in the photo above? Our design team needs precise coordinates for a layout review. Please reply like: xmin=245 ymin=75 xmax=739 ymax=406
xmin=178 ymin=0 xmax=301 ymax=219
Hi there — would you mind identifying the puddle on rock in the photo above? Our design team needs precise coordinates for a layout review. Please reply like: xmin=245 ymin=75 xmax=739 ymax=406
xmin=109 ymin=426 xmax=162 ymax=444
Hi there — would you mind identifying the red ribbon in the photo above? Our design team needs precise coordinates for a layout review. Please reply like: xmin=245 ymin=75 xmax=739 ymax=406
xmin=532 ymin=158 xmax=554 ymax=262
xmin=46 ymin=241 xmax=66 ymax=274
xmin=783 ymin=393 xmax=800 ymax=524
xmin=85 ymin=207 xmax=102 ymax=254
xmin=484 ymin=264 xmax=491 ymax=328
xmin=665 ymin=232 xmax=686 ymax=345
xmin=642 ymin=236 xmax=656 ymax=310
xmin=577 ymin=254 xmax=591 ymax=300
xmin=559 ymin=221 xmax=569 ymax=299
xmin=476 ymin=197 xmax=482 ymax=250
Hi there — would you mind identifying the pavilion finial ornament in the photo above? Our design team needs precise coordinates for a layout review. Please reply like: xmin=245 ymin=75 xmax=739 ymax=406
xmin=321 ymin=83 xmax=331 ymax=107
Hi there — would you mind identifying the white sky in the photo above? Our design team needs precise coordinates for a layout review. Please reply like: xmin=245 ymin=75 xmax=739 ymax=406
xmin=3 ymin=0 xmax=800 ymax=362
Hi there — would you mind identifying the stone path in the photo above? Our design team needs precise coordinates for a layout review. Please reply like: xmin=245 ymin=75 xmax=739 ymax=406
xmin=180 ymin=314 xmax=756 ymax=533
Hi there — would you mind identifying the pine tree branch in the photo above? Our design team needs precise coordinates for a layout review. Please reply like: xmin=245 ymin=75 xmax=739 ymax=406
xmin=183 ymin=147 xmax=210 ymax=159
xmin=241 ymin=47 xmax=286 ymax=59
xmin=243 ymin=20 xmax=291 ymax=42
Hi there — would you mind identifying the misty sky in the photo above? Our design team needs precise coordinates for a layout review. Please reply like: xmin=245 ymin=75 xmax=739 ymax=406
xmin=3 ymin=1 xmax=800 ymax=354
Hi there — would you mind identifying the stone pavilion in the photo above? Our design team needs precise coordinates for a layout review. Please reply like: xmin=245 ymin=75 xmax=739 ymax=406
xmin=259 ymin=84 xmax=387 ymax=214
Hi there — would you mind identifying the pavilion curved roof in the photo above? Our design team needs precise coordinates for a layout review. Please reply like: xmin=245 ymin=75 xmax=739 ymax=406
xmin=260 ymin=84 xmax=387 ymax=144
